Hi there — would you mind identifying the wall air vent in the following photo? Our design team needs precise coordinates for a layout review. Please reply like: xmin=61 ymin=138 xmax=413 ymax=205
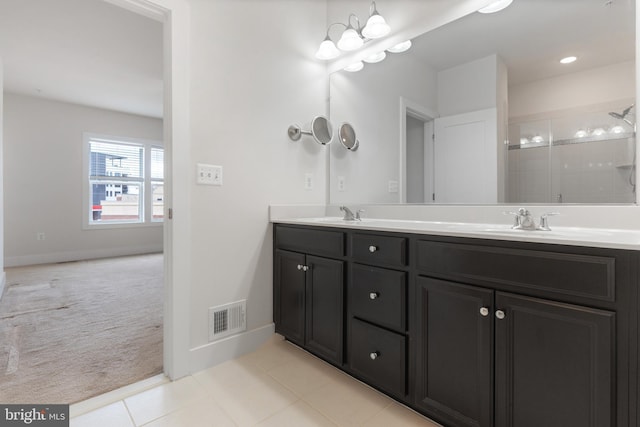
xmin=208 ymin=300 xmax=247 ymax=342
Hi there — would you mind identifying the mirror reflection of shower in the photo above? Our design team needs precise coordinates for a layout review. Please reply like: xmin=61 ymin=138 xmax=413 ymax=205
xmin=609 ymin=104 xmax=636 ymax=192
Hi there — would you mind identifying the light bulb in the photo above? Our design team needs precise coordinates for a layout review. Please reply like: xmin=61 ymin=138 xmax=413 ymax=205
xmin=575 ymin=129 xmax=588 ymax=138
xmin=387 ymin=40 xmax=412 ymax=53
xmin=520 ymin=138 xmax=530 ymax=145
xmin=363 ymin=51 xmax=386 ymax=63
xmin=611 ymin=125 xmax=625 ymax=134
xmin=337 ymin=27 xmax=364 ymax=51
xmin=592 ymin=128 xmax=606 ymax=136
xmin=315 ymin=37 xmax=340 ymax=60
xmin=362 ymin=14 xmax=390 ymax=39
xmin=344 ymin=61 xmax=364 ymax=72
xmin=532 ymin=135 xmax=544 ymax=143
xmin=478 ymin=0 xmax=513 ymax=14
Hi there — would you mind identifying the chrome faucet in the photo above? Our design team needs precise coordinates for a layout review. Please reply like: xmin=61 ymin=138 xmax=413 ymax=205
xmin=339 ymin=206 xmax=362 ymax=221
xmin=505 ymin=208 xmax=559 ymax=231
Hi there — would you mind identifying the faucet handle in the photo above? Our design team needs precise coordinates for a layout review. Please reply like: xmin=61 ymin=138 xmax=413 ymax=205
xmin=355 ymin=209 xmax=364 ymax=221
xmin=503 ymin=210 xmax=521 ymax=228
xmin=538 ymin=212 xmax=560 ymax=231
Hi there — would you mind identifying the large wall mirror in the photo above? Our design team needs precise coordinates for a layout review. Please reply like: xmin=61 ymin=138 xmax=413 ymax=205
xmin=329 ymin=0 xmax=636 ymax=205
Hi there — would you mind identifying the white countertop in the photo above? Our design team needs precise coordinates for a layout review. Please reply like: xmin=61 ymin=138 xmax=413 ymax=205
xmin=272 ymin=217 xmax=640 ymax=251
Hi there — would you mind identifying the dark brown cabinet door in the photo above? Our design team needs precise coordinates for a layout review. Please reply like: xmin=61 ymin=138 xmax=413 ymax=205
xmin=495 ymin=292 xmax=614 ymax=427
xmin=274 ymin=249 xmax=306 ymax=346
xmin=305 ymin=255 xmax=345 ymax=364
xmin=414 ymin=277 xmax=493 ymax=427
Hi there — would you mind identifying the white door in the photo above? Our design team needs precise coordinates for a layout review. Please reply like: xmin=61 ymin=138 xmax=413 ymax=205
xmin=434 ymin=108 xmax=498 ymax=203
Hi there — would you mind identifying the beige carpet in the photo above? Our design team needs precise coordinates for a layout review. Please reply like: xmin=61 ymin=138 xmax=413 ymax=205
xmin=0 ymin=254 xmax=163 ymax=404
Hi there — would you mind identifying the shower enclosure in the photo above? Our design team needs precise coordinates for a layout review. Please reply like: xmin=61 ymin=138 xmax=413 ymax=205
xmin=507 ymin=104 xmax=636 ymax=204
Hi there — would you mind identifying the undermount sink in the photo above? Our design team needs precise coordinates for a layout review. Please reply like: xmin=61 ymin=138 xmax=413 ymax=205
xmin=443 ymin=223 xmax=616 ymax=239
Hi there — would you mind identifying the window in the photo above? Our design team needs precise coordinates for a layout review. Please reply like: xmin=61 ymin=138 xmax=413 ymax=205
xmin=83 ymin=133 xmax=163 ymax=227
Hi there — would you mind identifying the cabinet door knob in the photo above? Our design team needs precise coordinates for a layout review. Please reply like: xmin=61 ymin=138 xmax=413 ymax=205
xmin=297 ymin=264 xmax=303 ymax=270
xmin=370 ymin=351 xmax=379 ymax=360
xmin=369 ymin=292 xmax=379 ymax=300
xmin=368 ymin=245 xmax=378 ymax=253
xmin=495 ymin=310 xmax=506 ymax=320
xmin=302 ymin=265 xmax=309 ymax=272
xmin=479 ymin=307 xmax=490 ymax=317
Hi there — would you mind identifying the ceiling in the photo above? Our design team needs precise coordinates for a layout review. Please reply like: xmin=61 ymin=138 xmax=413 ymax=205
xmin=0 ymin=0 xmax=163 ymax=118
xmin=412 ymin=0 xmax=635 ymax=86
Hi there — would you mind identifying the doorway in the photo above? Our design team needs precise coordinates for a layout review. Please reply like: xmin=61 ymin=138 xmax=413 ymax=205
xmin=0 ymin=0 xmax=174 ymax=402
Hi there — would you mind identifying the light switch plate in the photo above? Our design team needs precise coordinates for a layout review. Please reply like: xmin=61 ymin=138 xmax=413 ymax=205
xmin=197 ymin=164 xmax=223 ymax=186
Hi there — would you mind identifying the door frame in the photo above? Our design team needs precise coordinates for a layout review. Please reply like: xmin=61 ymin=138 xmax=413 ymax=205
xmin=104 ymin=0 xmax=192 ymax=380
xmin=399 ymin=97 xmax=438 ymax=203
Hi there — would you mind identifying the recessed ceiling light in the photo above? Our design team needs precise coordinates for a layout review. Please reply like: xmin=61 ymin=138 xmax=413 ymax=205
xmin=560 ymin=56 xmax=577 ymax=64
xmin=478 ymin=0 xmax=514 ymax=14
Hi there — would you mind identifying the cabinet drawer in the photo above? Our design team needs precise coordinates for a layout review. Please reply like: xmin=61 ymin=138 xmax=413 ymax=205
xmin=350 ymin=264 xmax=406 ymax=332
xmin=416 ymin=240 xmax=615 ymax=302
xmin=275 ymin=225 xmax=344 ymax=258
xmin=349 ymin=318 xmax=406 ymax=398
xmin=351 ymin=233 xmax=407 ymax=267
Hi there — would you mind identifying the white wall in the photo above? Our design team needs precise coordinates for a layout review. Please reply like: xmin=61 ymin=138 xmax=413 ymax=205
xmin=438 ymin=54 xmax=501 ymax=116
xmin=3 ymin=93 xmax=163 ymax=266
xmin=330 ymin=52 xmax=437 ymax=204
xmin=509 ymin=61 xmax=635 ymax=119
xmin=186 ymin=0 xmax=327 ymax=366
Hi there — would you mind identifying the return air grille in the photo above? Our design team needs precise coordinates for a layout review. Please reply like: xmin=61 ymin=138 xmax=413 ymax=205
xmin=208 ymin=300 xmax=246 ymax=342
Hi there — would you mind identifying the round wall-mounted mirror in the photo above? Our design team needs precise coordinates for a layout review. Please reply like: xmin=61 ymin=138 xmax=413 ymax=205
xmin=339 ymin=122 xmax=359 ymax=151
xmin=311 ymin=116 xmax=333 ymax=145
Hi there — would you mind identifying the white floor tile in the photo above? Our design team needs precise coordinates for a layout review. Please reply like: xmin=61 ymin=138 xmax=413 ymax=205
xmin=124 ymin=376 xmax=208 ymax=426
xmin=362 ymin=402 xmax=442 ymax=426
xmin=210 ymin=373 xmax=299 ymax=426
xmin=70 ymin=401 xmax=135 ymax=427
xmin=141 ymin=396 xmax=236 ymax=427
xmin=302 ymin=375 xmax=393 ymax=426
xmin=256 ymin=400 xmax=336 ymax=427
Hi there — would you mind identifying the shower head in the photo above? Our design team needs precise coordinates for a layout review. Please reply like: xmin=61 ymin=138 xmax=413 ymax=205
xmin=609 ymin=104 xmax=634 ymax=120
xmin=609 ymin=105 xmax=635 ymax=127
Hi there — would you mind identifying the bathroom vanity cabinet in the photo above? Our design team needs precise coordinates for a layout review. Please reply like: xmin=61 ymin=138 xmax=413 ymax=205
xmin=273 ymin=226 xmax=345 ymax=364
xmin=273 ymin=223 xmax=640 ymax=427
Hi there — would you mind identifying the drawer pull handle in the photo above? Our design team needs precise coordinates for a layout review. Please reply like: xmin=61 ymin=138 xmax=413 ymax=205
xmin=370 ymin=351 xmax=379 ymax=360
xmin=368 ymin=245 xmax=378 ymax=253
xmin=495 ymin=310 xmax=506 ymax=320
xmin=479 ymin=307 xmax=490 ymax=317
xmin=369 ymin=292 xmax=379 ymax=300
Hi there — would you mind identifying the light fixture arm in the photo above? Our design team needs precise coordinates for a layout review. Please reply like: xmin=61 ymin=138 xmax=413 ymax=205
xmin=347 ymin=13 xmax=362 ymax=32
xmin=324 ymin=22 xmax=347 ymax=41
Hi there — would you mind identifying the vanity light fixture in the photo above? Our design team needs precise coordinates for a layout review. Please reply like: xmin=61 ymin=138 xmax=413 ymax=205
xmin=363 ymin=51 xmax=386 ymax=63
xmin=478 ymin=0 xmax=513 ymax=14
xmin=560 ymin=56 xmax=577 ymax=64
xmin=611 ymin=125 xmax=625 ymax=134
xmin=316 ymin=1 xmax=391 ymax=60
xmin=344 ymin=61 xmax=365 ymax=72
xmin=575 ymin=129 xmax=588 ymax=138
xmin=592 ymin=127 xmax=606 ymax=136
xmin=531 ymin=135 xmax=545 ymax=143
xmin=387 ymin=40 xmax=412 ymax=53
xmin=520 ymin=137 xmax=530 ymax=145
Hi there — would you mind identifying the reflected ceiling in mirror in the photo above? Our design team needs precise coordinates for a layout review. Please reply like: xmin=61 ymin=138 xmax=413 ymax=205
xmin=329 ymin=0 xmax=636 ymax=205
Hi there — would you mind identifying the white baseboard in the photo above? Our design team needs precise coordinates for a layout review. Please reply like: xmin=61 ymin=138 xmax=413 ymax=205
xmin=188 ymin=323 xmax=276 ymax=375
xmin=5 ymin=245 xmax=163 ymax=267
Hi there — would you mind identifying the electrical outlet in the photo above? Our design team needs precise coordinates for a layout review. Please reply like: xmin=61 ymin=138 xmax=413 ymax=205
xmin=36 ymin=232 xmax=46 ymax=241
xmin=197 ymin=164 xmax=223 ymax=186
xmin=388 ymin=180 xmax=399 ymax=193
xmin=304 ymin=173 xmax=313 ymax=190
xmin=337 ymin=176 xmax=346 ymax=192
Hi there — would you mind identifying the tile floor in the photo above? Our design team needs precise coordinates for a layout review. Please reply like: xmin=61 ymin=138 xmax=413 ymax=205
xmin=70 ymin=335 xmax=441 ymax=427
